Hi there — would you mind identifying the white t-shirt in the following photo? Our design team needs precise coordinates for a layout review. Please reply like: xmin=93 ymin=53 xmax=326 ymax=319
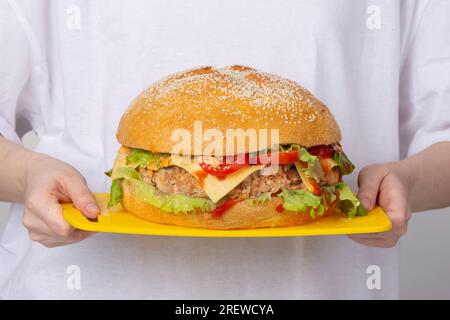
xmin=0 ymin=0 xmax=449 ymax=299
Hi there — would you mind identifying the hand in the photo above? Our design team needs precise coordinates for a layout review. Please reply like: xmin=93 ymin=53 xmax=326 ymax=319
xmin=23 ymin=153 xmax=99 ymax=248
xmin=348 ymin=164 xmax=412 ymax=248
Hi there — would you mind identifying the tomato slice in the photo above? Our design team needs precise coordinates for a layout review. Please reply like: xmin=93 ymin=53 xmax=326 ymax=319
xmin=211 ymin=199 xmax=236 ymax=218
xmin=307 ymin=145 xmax=334 ymax=159
xmin=249 ymin=150 xmax=299 ymax=165
xmin=270 ymin=151 xmax=299 ymax=164
xmin=199 ymin=150 xmax=298 ymax=177
xmin=199 ymin=162 xmax=246 ymax=177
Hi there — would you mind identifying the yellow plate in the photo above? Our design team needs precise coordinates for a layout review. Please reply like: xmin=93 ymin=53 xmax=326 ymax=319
xmin=62 ymin=193 xmax=392 ymax=237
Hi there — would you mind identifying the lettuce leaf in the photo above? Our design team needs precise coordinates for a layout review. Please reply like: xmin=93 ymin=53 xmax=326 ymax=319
xmin=321 ymin=185 xmax=338 ymax=205
xmin=357 ymin=204 xmax=368 ymax=216
xmin=311 ymin=204 xmax=325 ymax=219
xmin=126 ymin=148 xmax=168 ymax=170
xmin=107 ymin=179 xmax=122 ymax=208
xmin=108 ymin=168 xmax=141 ymax=207
xmin=107 ymin=165 xmax=214 ymax=213
xmin=111 ymin=166 xmax=141 ymax=180
xmin=246 ymin=192 xmax=272 ymax=205
xmin=278 ymin=189 xmax=324 ymax=219
xmin=333 ymin=150 xmax=355 ymax=176
xmin=282 ymin=143 xmax=354 ymax=177
xmin=334 ymin=182 xmax=367 ymax=218
xmin=291 ymin=146 xmax=324 ymax=182
xmin=278 ymin=182 xmax=366 ymax=219
xmin=298 ymin=146 xmax=316 ymax=163
xmin=129 ymin=179 xmax=215 ymax=213
xmin=278 ymin=144 xmax=363 ymax=218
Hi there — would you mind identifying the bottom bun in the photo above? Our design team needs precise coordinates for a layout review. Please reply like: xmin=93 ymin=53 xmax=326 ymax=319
xmin=120 ymin=179 xmax=322 ymax=229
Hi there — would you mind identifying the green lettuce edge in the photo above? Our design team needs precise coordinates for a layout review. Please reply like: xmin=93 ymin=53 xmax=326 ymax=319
xmin=278 ymin=182 xmax=366 ymax=219
xmin=107 ymin=166 xmax=215 ymax=213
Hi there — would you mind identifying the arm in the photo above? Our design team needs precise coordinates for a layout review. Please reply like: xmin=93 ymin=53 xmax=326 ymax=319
xmin=389 ymin=141 xmax=450 ymax=212
xmin=0 ymin=135 xmax=33 ymax=202
xmin=349 ymin=142 xmax=450 ymax=248
xmin=0 ymin=135 xmax=99 ymax=247
xmin=0 ymin=4 xmax=99 ymax=247
xmin=348 ymin=1 xmax=450 ymax=248
xmin=358 ymin=141 xmax=450 ymax=214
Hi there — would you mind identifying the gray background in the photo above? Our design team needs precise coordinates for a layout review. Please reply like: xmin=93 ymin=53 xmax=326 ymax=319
xmin=1 ymin=131 xmax=449 ymax=299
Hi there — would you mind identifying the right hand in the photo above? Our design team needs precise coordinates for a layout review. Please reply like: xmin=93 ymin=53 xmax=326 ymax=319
xmin=23 ymin=153 xmax=99 ymax=247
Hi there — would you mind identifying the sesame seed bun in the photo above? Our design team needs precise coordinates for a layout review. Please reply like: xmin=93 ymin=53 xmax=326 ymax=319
xmin=120 ymin=178 xmax=318 ymax=229
xmin=117 ymin=65 xmax=341 ymax=155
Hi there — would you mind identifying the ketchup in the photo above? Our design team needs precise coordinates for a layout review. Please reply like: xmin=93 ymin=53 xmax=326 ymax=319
xmin=275 ymin=204 xmax=285 ymax=213
xmin=308 ymin=179 xmax=322 ymax=196
xmin=211 ymin=199 xmax=236 ymax=218
xmin=194 ymin=170 xmax=208 ymax=188
xmin=199 ymin=162 xmax=246 ymax=177
xmin=199 ymin=151 xmax=298 ymax=178
xmin=307 ymin=145 xmax=334 ymax=159
xmin=324 ymin=191 xmax=340 ymax=216
xmin=319 ymin=159 xmax=332 ymax=176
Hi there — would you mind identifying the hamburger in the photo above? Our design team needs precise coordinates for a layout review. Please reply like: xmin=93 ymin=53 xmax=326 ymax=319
xmin=106 ymin=65 xmax=366 ymax=229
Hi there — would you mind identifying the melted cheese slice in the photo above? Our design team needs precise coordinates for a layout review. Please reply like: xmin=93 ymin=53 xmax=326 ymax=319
xmin=114 ymin=148 xmax=265 ymax=203
xmin=172 ymin=158 xmax=265 ymax=203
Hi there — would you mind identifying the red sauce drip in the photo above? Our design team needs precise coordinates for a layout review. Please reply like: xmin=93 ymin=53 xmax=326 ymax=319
xmin=275 ymin=204 xmax=285 ymax=213
xmin=324 ymin=191 xmax=340 ymax=217
xmin=319 ymin=159 xmax=331 ymax=176
xmin=309 ymin=179 xmax=322 ymax=196
xmin=211 ymin=199 xmax=236 ymax=218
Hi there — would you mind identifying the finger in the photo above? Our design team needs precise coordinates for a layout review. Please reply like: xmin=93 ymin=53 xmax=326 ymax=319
xmin=23 ymin=207 xmax=51 ymax=234
xmin=61 ymin=173 xmax=99 ymax=219
xmin=378 ymin=175 xmax=410 ymax=235
xmin=347 ymin=235 xmax=399 ymax=248
xmin=357 ymin=165 xmax=389 ymax=210
xmin=27 ymin=218 xmax=94 ymax=246
xmin=348 ymin=222 xmax=407 ymax=239
xmin=26 ymin=191 xmax=76 ymax=237
xmin=346 ymin=232 xmax=385 ymax=239
xmin=36 ymin=230 xmax=93 ymax=248
xmin=348 ymin=230 xmax=401 ymax=239
xmin=26 ymin=189 xmax=95 ymax=245
xmin=28 ymin=230 xmax=48 ymax=244
xmin=52 ymin=229 xmax=94 ymax=244
xmin=24 ymin=213 xmax=59 ymax=241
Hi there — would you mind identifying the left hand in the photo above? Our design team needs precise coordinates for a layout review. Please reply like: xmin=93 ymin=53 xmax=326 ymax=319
xmin=347 ymin=164 xmax=412 ymax=248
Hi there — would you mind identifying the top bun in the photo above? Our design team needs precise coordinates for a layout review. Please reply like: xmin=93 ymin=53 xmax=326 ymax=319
xmin=117 ymin=65 xmax=341 ymax=155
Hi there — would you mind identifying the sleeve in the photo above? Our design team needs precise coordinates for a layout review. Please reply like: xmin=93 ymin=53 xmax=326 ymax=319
xmin=399 ymin=0 xmax=450 ymax=158
xmin=0 ymin=0 xmax=33 ymax=144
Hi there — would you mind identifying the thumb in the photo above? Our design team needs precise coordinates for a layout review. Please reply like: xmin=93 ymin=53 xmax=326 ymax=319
xmin=63 ymin=174 xmax=99 ymax=219
xmin=357 ymin=164 xmax=389 ymax=211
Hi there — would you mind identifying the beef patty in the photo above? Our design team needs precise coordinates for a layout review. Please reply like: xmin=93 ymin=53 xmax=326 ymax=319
xmin=139 ymin=164 xmax=309 ymax=200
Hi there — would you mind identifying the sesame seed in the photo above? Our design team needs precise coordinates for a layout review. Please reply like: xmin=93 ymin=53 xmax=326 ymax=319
xmin=136 ymin=65 xmax=325 ymax=127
